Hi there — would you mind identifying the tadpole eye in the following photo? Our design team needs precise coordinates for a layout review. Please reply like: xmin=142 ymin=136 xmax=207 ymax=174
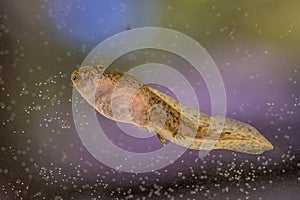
xmin=71 ymin=69 xmax=80 ymax=82
xmin=73 ymin=74 xmax=79 ymax=81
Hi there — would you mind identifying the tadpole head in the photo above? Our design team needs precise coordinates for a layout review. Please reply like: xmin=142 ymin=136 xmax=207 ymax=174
xmin=71 ymin=65 xmax=106 ymax=85
xmin=71 ymin=68 xmax=80 ymax=82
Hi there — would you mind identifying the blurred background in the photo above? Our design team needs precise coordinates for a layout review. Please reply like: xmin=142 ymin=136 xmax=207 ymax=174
xmin=0 ymin=0 xmax=299 ymax=199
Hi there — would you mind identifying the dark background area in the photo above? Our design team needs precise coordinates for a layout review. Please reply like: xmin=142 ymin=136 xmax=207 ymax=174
xmin=0 ymin=0 xmax=299 ymax=199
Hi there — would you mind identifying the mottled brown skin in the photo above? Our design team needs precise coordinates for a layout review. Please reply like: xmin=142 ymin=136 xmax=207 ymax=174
xmin=71 ymin=66 xmax=274 ymax=154
xmin=79 ymin=67 xmax=183 ymax=137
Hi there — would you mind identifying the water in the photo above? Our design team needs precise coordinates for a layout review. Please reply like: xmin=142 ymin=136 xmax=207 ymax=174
xmin=0 ymin=1 xmax=299 ymax=199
